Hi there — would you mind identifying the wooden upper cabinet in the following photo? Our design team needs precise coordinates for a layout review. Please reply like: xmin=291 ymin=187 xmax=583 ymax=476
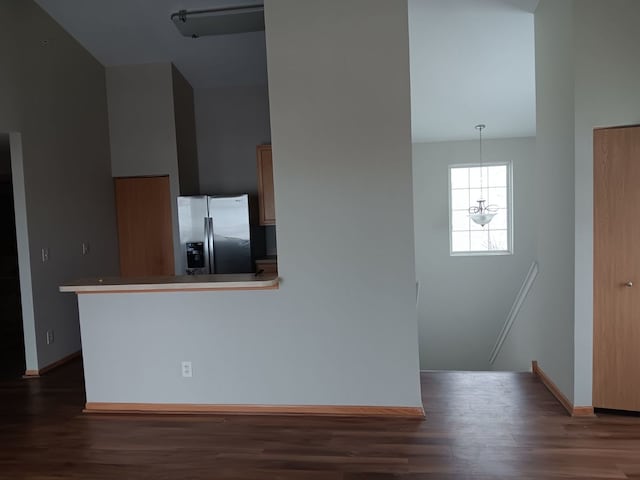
xmin=114 ymin=176 xmax=175 ymax=277
xmin=257 ymin=145 xmax=276 ymax=225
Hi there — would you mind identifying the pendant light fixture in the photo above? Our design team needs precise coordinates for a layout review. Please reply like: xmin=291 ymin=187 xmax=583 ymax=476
xmin=469 ymin=124 xmax=498 ymax=227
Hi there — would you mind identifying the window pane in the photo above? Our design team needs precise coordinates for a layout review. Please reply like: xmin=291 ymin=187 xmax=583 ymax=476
xmin=450 ymin=167 xmax=468 ymax=189
xmin=469 ymin=167 xmax=480 ymax=189
xmin=470 ymin=231 xmax=489 ymax=251
xmin=489 ymin=209 xmax=507 ymax=229
xmin=469 ymin=188 xmax=484 ymax=203
xmin=487 ymin=187 xmax=508 ymax=209
xmin=452 ymin=232 xmax=470 ymax=252
xmin=488 ymin=165 xmax=507 ymax=187
xmin=469 ymin=167 xmax=489 ymax=189
xmin=451 ymin=189 xmax=469 ymax=210
xmin=489 ymin=229 xmax=508 ymax=251
xmin=451 ymin=210 xmax=470 ymax=231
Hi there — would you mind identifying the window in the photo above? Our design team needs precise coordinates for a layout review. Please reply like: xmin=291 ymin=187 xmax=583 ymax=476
xmin=449 ymin=162 xmax=512 ymax=255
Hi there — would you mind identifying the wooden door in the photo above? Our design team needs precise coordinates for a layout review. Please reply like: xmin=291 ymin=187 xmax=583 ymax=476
xmin=114 ymin=176 xmax=175 ymax=277
xmin=257 ymin=145 xmax=276 ymax=225
xmin=594 ymin=125 xmax=640 ymax=411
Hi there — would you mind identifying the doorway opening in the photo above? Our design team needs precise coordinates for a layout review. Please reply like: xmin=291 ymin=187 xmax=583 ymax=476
xmin=0 ymin=133 xmax=25 ymax=379
xmin=408 ymin=0 xmax=538 ymax=373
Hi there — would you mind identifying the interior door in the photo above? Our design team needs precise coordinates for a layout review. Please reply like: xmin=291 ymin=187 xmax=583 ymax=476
xmin=594 ymin=125 xmax=640 ymax=411
xmin=114 ymin=176 xmax=175 ymax=277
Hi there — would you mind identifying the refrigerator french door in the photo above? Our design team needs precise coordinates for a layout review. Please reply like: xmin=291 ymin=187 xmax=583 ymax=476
xmin=177 ymin=195 xmax=252 ymax=274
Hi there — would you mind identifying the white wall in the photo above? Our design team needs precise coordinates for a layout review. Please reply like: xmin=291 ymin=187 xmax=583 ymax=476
xmin=572 ymin=0 xmax=640 ymax=406
xmin=106 ymin=63 xmax=184 ymax=274
xmin=0 ymin=0 xmax=119 ymax=370
xmin=495 ymin=0 xmax=576 ymax=399
xmin=78 ymin=0 xmax=422 ymax=408
xmin=413 ymin=137 xmax=536 ymax=371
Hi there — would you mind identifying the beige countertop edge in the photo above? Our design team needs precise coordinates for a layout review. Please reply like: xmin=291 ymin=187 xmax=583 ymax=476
xmin=59 ymin=274 xmax=279 ymax=294
xmin=255 ymin=258 xmax=278 ymax=264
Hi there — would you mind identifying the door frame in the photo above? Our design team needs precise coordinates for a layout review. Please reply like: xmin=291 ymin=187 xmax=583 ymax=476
xmin=6 ymin=132 xmax=39 ymax=373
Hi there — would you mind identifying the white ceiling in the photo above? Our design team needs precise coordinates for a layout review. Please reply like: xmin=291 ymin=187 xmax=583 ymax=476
xmin=34 ymin=0 xmax=267 ymax=89
xmin=34 ymin=0 xmax=537 ymax=141
xmin=409 ymin=0 xmax=538 ymax=142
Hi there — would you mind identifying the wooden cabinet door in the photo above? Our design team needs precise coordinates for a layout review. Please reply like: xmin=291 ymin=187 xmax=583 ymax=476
xmin=114 ymin=176 xmax=175 ymax=277
xmin=257 ymin=145 xmax=276 ymax=225
xmin=594 ymin=125 xmax=640 ymax=411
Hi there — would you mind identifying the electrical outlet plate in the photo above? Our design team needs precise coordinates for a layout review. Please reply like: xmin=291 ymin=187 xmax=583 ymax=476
xmin=41 ymin=248 xmax=49 ymax=263
xmin=181 ymin=361 xmax=192 ymax=378
xmin=46 ymin=330 xmax=54 ymax=345
xmin=82 ymin=242 xmax=90 ymax=256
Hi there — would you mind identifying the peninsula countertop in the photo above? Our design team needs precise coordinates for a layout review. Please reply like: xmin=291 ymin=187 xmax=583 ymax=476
xmin=59 ymin=273 xmax=279 ymax=294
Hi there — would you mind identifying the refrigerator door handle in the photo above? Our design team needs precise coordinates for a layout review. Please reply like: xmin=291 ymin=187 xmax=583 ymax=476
xmin=203 ymin=216 xmax=211 ymax=273
xmin=208 ymin=217 xmax=216 ymax=274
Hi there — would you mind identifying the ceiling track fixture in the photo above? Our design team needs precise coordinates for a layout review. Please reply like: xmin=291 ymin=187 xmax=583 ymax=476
xmin=171 ymin=4 xmax=264 ymax=38
xmin=468 ymin=124 xmax=498 ymax=227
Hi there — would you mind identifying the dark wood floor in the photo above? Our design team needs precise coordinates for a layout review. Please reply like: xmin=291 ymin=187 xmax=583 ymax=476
xmin=1 ymin=362 xmax=640 ymax=479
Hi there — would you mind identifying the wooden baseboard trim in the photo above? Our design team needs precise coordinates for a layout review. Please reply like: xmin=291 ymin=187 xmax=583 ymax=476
xmin=532 ymin=361 xmax=594 ymax=417
xmin=84 ymin=402 xmax=426 ymax=418
xmin=23 ymin=351 xmax=82 ymax=378
xmin=571 ymin=406 xmax=596 ymax=416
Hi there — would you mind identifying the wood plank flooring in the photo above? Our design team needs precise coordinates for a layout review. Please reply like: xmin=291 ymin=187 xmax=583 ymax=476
xmin=1 ymin=361 xmax=640 ymax=479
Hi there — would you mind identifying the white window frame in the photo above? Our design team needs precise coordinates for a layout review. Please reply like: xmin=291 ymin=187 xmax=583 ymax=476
xmin=448 ymin=160 xmax=514 ymax=256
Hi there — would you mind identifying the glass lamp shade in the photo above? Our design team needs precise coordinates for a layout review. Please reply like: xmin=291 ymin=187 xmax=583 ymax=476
xmin=468 ymin=199 xmax=498 ymax=227
xmin=470 ymin=212 xmax=496 ymax=227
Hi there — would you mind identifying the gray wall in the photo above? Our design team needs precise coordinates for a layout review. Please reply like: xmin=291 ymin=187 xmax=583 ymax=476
xmin=572 ymin=0 xmax=640 ymax=406
xmin=79 ymin=0 xmax=422 ymax=408
xmin=413 ymin=137 xmax=536 ymax=371
xmin=106 ymin=63 xmax=183 ymax=274
xmin=0 ymin=0 xmax=119 ymax=370
xmin=195 ymin=84 xmax=274 ymax=256
xmin=195 ymin=85 xmax=271 ymax=196
xmin=172 ymin=65 xmax=199 ymax=196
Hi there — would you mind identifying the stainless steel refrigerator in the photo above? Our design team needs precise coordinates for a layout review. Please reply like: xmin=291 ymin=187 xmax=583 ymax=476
xmin=177 ymin=195 xmax=252 ymax=275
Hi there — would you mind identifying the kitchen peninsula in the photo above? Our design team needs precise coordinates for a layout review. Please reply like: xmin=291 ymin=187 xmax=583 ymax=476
xmin=59 ymin=273 xmax=292 ymax=415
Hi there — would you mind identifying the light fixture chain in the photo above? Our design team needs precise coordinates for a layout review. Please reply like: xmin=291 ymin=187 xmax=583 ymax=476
xmin=479 ymin=125 xmax=483 ymax=196
xmin=476 ymin=124 xmax=486 ymax=199
xmin=468 ymin=124 xmax=497 ymax=227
